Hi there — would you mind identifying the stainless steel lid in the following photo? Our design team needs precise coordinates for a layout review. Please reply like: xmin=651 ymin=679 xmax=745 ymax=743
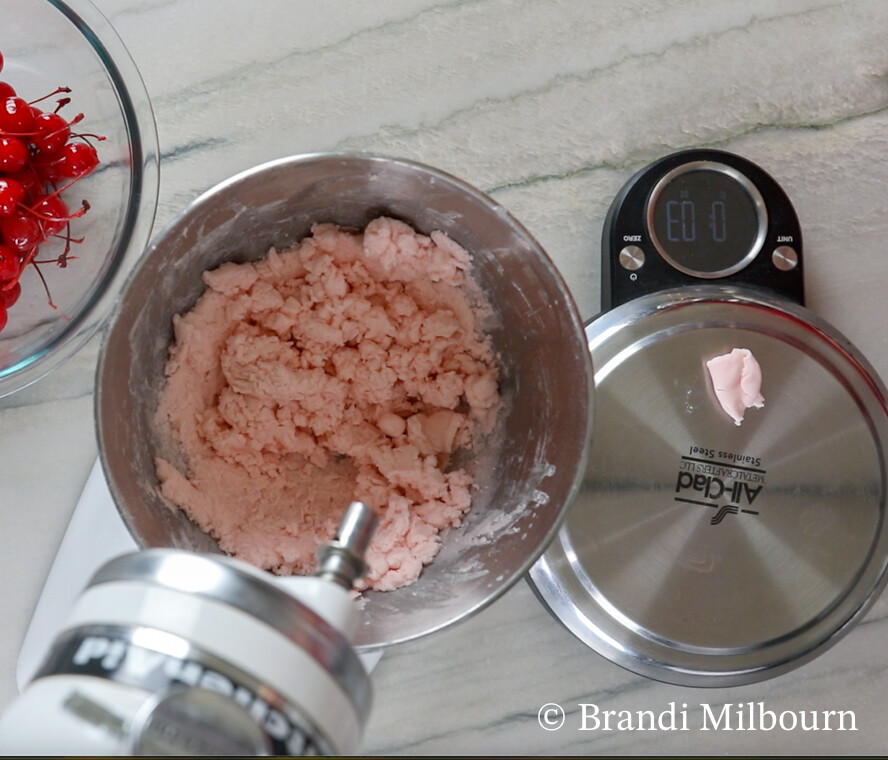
xmin=528 ymin=285 xmax=888 ymax=686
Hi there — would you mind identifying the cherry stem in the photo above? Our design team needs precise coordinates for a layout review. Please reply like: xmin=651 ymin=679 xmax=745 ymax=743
xmin=51 ymin=220 xmax=80 ymax=269
xmin=11 ymin=244 xmax=39 ymax=283
xmin=52 ymin=233 xmax=84 ymax=245
xmin=71 ymin=132 xmax=106 ymax=143
xmin=0 ymin=113 xmax=91 ymax=140
xmin=1 ymin=113 xmax=86 ymax=141
xmin=30 ymin=261 xmax=59 ymax=310
xmin=23 ymin=199 xmax=89 ymax=225
xmin=41 ymin=113 xmax=84 ymax=144
xmin=22 ymin=175 xmax=84 ymax=203
xmin=32 ymin=254 xmax=79 ymax=266
xmin=27 ymin=87 xmax=72 ymax=106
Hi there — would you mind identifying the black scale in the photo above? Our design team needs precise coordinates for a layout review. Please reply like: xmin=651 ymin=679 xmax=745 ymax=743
xmin=602 ymin=149 xmax=804 ymax=310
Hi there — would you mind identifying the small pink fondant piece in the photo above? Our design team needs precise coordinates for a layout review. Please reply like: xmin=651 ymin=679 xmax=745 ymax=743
xmin=705 ymin=348 xmax=765 ymax=425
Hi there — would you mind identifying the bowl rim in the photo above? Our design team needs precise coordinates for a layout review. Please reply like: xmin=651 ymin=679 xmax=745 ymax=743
xmin=0 ymin=0 xmax=160 ymax=399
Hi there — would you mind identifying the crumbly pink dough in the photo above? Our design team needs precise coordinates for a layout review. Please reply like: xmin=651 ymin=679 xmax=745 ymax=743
xmin=154 ymin=217 xmax=500 ymax=591
xmin=705 ymin=347 xmax=764 ymax=425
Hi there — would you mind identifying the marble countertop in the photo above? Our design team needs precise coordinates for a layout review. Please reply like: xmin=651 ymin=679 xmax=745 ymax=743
xmin=3 ymin=0 xmax=888 ymax=754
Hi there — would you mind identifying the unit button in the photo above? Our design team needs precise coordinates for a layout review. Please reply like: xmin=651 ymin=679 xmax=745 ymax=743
xmin=619 ymin=245 xmax=645 ymax=271
xmin=772 ymin=245 xmax=799 ymax=271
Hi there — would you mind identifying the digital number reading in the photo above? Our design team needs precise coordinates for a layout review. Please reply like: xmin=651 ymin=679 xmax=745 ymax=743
xmin=665 ymin=197 xmax=728 ymax=244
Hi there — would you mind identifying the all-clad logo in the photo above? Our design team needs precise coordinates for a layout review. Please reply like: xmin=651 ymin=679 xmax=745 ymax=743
xmin=675 ymin=448 xmax=766 ymax=525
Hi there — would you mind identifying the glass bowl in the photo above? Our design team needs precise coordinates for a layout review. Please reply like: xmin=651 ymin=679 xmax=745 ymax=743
xmin=0 ymin=0 xmax=159 ymax=398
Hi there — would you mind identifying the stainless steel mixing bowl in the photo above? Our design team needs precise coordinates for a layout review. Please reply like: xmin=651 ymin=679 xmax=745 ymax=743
xmin=95 ymin=153 xmax=593 ymax=649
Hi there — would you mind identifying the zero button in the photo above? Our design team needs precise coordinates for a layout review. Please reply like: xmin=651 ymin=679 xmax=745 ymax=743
xmin=619 ymin=245 xmax=645 ymax=271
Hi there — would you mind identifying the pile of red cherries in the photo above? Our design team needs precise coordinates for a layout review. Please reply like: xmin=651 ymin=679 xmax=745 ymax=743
xmin=0 ymin=46 xmax=101 ymax=332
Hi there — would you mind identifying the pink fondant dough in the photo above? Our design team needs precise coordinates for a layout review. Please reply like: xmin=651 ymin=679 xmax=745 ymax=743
xmin=154 ymin=217 xmax=500 ymax=591
xmin=705 ymin=347 xmax=764 ymax=425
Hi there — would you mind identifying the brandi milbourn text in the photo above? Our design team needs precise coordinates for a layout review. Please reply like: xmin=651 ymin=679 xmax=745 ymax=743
xmin=537 ymin=701 xmax=857 ymax=733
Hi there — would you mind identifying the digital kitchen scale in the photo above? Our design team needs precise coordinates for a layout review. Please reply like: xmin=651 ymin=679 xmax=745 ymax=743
xmin=528 ymin=149 xmax=888 ymax=686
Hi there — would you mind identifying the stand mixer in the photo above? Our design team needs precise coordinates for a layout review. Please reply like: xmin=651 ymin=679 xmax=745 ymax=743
xmin=0 ymin=501 xmax=377 ymax=756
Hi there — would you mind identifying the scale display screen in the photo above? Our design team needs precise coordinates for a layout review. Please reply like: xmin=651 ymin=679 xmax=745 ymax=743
xmin=646 ymin=162 xmax=767 ymax=278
